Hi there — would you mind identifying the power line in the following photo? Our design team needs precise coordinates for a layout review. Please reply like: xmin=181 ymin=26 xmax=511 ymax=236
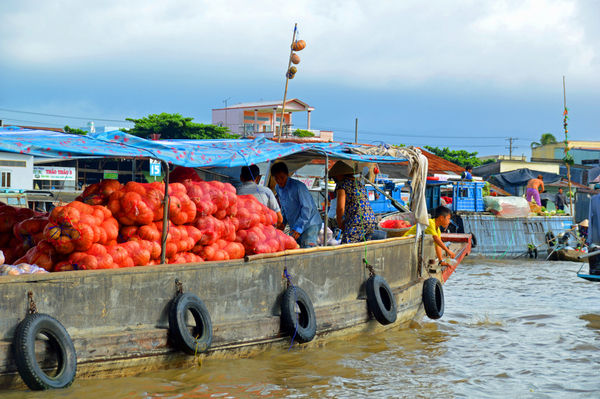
xmin=0 ymin=107 xmax=131 ymax=123
xmin=295 ymin=123 xmax=538 ymax=140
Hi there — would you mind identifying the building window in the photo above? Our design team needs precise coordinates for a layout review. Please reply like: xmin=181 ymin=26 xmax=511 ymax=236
xmin=243 ymin=116 xmax=270 ymax=122
xmin=1 ymin=171 xmax=11 ymax=188
xmin=0 ymin=160 xmax=26 ymax=167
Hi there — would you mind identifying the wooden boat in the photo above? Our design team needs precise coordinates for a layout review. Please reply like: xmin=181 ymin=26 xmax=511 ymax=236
xmin=0 ymin=131 xmax=471 ymax=390
xmin=557 ymin=248 xmax=587 ymax=263
xmin=0 ymin=233 xmax=471 ymax=389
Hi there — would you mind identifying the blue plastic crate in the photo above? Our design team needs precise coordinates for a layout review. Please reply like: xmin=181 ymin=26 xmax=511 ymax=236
xmin=367 ymin=184 xmax=405 ymax=214
xmin=426 ymin=185 xmax=441 ymax=210
xmin=451 ymin=181 xmax=485 ymax=212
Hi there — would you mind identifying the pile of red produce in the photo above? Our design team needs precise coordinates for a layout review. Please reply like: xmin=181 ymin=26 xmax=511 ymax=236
xmin=380 ymin=219 xmax=412 ymax=229
xmin=0 ymin=178 xmax=299 ymax=273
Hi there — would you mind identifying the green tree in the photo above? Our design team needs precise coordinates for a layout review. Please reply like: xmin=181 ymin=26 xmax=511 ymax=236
xmin=531 ymin=133 xmax=557 ymax=148
xmin=293 ymin=129 xmax=315 ymax=137
xmin=123 ymin=113 xmax=237 ymax=140
xmin=63 ymin=125 xmax=88 ymax=135
xmin=423 ymin=146 xmax=494 ymax=168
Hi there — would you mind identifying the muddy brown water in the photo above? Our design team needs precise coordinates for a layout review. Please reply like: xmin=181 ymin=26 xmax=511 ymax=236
xmin=3 ymin=259 xmax=599 ymax=398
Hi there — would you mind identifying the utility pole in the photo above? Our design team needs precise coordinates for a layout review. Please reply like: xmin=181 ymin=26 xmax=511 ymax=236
xmin=506 ymin=137 xmax=518 ymax=160
xmin=223 ymin=97 xmax=231 ymax=131
xmin=355 ymin=118 xmax=358 ymax=143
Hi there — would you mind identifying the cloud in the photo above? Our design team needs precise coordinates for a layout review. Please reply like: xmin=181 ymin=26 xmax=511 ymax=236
xmin=1 ymin=0 xmax=598 ymax=92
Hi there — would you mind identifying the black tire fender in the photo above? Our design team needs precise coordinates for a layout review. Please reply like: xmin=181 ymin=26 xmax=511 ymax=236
xmin=280 ymin=286 xmax=317 ymax=343
xmin=546 ymin=232 xmax=556 ymax=247
xmin=169 ymin=293 xmax=213 ymax=355
xmin=529 ymin=247 xmax=538 ymax=259
xmin=366 ymin=275 xmax=398 ymax=325
xmin=13 ymin=313 xmax=77 ymax=390
xmin=423 ymin=278 xmax=445 ymax=320
xmin=470 ymin=232 xmax=477 ymax=248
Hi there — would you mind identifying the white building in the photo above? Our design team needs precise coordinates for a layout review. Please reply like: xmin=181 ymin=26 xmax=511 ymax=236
xmin=0 ymin=152 xmax=34 ymax=191
xmin=212 ymin=99 xmax=333 ymax=141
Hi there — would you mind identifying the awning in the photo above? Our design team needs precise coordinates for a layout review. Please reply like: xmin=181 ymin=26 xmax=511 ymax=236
xmin=487 ymin=168 xmax=562 ymax=188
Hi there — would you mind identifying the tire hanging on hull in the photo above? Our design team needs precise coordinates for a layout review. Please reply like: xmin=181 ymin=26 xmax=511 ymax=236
xmin=169 ymin=293 xmax=213 ymax=355
xmin=423 ymin=278 xmax=445 ymax=320
xmin=366 ymin=275 xmax=398 ymax=325
xmin=13 ymin=313 xmax=77 ymax=390
xmin=280 ymin=286 xmax=317 ymax=343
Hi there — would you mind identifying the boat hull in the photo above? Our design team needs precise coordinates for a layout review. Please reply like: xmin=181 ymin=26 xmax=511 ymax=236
xmin=454 ymin=214 xmax=574 ymax=259
xmin=0 ymin=235 xmax=470 ymax=389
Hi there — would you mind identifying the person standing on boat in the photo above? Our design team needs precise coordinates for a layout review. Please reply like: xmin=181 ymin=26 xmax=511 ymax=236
xmin=588 ymin=194 xmax=600 ymax=246
xmin=237 ymin=165 xmax=283 ymax=226
xmin=461 ymin=165 xmax=474 ymax=180
xmin=329 ymin=161 xmax=377 ymax=244
xmin=526 ymin=175 xmax=544 ymax=206
xmin=403 ymin=206 xmax=456 ymax=265
xmin=579 ymin=219 xmax=589 ymax=242
xmin=271 ymin=162 xmax=321 ymax=248
xmin=555 ymin=187 xmax=567 ymax=211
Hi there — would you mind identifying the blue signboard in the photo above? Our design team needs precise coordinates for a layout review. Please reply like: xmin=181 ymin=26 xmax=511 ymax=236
xmin=150 ymin=163 xmax=161 ymax=176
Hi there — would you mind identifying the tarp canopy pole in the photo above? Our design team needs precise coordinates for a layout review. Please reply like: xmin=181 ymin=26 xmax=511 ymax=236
xmin=160 ymin=160 xmax=170 ymax=265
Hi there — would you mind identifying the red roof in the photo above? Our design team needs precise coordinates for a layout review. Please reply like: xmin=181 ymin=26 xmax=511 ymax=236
xmin=420 ymin=149 xmax=465 ymax=175
xmin=547 ymin=179 xmax=590 ymax=190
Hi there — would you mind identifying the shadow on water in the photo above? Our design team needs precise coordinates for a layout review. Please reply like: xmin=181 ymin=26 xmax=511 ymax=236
xmin=579 ymin=313 xmax=600 ymax=330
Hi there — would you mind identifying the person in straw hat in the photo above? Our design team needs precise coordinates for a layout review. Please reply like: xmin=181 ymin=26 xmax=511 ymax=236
xmin=329 ymin=161 xmax=377 ymax=244
xmin=578 ymin=219 xmax=588 ymax=242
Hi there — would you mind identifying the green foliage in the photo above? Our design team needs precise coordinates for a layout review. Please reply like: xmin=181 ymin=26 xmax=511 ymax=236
xmin=392 ymin=144 xmax=406 ymax=148
xmin=423 ymin=146 xmax=486 ymax=168
xmin=562 ymin=153 xmax=574 ymax=165
xmin=531 ymin=133 xmax=557 ymax=148
xmin=123 ymin=113 xmax=237 ymax=140
xmin=293 ymin=129 xmax=315 ymax=137
xmin=64 ymin=125 xmax=87 ymax=135
xmin=482 ymin=182 xmax=491 ymax=196
xmin=482 ymin=159 xmax=496 ymax=165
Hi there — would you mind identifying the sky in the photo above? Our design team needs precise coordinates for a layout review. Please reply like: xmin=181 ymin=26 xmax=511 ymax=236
xmin=1 ymin=0 xmax=599 ymax=159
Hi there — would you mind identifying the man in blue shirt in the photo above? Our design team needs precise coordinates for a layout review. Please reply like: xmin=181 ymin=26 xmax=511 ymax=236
xmin=271 ymin=162 xmax=322 ymax=248
xmin=461 ymin=165 xmax=473 ymax=180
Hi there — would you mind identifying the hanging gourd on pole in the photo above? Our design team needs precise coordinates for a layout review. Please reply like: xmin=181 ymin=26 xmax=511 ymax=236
xmin=278 ymin=23 xmax=306 ymax=142
xmin=562 ymin=76 xmax=574 ymax=216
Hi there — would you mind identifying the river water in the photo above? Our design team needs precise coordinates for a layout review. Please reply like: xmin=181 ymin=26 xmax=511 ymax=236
xmin=4 ymin=259 xmax=600 ymax=398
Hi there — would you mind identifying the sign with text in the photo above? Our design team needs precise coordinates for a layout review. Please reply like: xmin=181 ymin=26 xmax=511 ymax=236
xmin=104 ymin=170 xmax=119 ymax=179
xmin=33 ymin=166 xmax=76 ymax=181
xmin=149 ymin=160 xmax=161 ymax=177
xmin=293 ymin=177 xmax=316 ymax=189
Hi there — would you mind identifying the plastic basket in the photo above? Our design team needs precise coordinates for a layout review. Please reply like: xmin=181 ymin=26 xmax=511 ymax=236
xmin=378 ymin=212 xmax=416 ymax=238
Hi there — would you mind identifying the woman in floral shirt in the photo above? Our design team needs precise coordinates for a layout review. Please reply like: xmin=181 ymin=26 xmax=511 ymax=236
xmin=330 ymin=161 xmax=377 ymax=244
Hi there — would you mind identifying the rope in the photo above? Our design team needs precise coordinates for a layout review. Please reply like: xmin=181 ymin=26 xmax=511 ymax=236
xmin=283 ymin=267 xmax=299 ymax=351
xmin=496 ymin=220 xmax=518 ymax=260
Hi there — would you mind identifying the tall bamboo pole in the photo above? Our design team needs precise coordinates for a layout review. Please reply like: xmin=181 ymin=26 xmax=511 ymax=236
xmin=278 ymin=23 xmax=297 ymax=143
xmin=563 ymin=76 xmax=574 ymax=216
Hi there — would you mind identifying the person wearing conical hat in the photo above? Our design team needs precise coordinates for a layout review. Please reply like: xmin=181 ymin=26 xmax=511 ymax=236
xmin=579 ymin=219 xmax=589 ymax=242
xmin=330 ymin=161 xmax=377 ymax=244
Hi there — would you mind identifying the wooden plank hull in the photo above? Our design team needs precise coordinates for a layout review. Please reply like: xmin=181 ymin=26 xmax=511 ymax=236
xmin=0 ymin=234 xmax=470 ymax=389
xmin=557 ymin=249 xmax=587 ymax=263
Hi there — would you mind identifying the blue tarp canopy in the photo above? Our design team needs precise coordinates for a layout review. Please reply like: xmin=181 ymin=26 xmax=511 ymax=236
xmin=487 ymin=168 xmax=562 ymax=188
xmin=0 ymin=128 xmax=156 ymax=160
xmin=0 ymin=127 xmax=408 ymax=167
